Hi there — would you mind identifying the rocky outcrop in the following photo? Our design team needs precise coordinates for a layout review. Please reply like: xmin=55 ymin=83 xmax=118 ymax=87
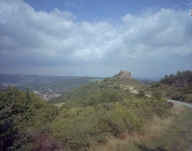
xmin=116 ymin=70 xmax=132 ymax=79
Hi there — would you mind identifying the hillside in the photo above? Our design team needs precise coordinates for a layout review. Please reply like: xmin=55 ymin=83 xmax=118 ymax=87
xmin=50 ymin=70 xmax=144 ymax=104
xmin=145 ymin=70 xmax=192 ymax=103
xmin=1 ymin=71 xmax=192 ymax=151
xmin=112 ymin=70 xmax=144 ymax=88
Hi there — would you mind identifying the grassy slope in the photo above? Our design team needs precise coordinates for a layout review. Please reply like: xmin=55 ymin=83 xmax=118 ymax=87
xmin=51 ymin=75 xmax=192 ymax=151
xmin=52 ymin=76 xmax=144 ymax=104
xmin=90 ymin=104 xmax=192 ymax=151
xmin=111 ymin=76 xmax=144 ymax=88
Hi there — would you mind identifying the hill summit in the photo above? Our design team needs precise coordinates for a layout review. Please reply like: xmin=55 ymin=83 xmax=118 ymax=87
xmin=119 ymin=70 xmax=132 ymax=79
xmin=115 ymin=70 xmax=132 ymax=79
xmin=112 ymin=70 xmax=143 ymax=88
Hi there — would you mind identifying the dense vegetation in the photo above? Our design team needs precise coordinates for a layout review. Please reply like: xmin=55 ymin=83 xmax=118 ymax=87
xmin=51 ymin=97 xmax=172 ymax=151
xmin=1 ymin=81 xmax=175 ymax=150
xmin=161 ymin=70 xmax=192 ymax=87
xmin=145 ymin=70 xmax=192 ymax=102
xmin=0 ymin=87 xmax=58 ymax=150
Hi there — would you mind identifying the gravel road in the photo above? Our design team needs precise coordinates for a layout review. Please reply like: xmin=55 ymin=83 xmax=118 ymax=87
xmin=130 ymin=89 xmax=192 ymax=109
xmin=168 ymin=100 xmax=192 ymax=109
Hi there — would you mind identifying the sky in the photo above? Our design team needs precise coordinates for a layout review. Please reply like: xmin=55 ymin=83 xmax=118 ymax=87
xmin=0 ymin=0 xmax=192 ymax=79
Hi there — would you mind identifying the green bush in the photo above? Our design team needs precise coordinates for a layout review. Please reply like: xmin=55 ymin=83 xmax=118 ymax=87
xmin=179 ymin=86 xmax=192 ymax=94
xmin=151 ymin=82 xmax=162 ymax=88
xmin=0 ymin=87 xmax=57 ymax=150
xmin=135 ymin=90 xmax=145 ymax=98
xmin=172 ymin=93 xmax=187 ymax=101
xmin=152 ymin=91 xmax=162 ymax=100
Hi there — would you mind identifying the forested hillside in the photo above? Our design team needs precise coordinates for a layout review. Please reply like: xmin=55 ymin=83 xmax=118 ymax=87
xmin=160 ymin=70 xmax=192 ymax=86
xmin=145 ymin=70 xmax=192 ymax=102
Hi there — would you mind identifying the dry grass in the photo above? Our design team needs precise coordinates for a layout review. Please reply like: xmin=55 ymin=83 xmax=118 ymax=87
xmin=142 ymin=104 xmax=185 ymax=145
xmin=170 ymin=103 xmax=185 ymax=115
xmin=89 ymin=104 xmax=185 ymax=151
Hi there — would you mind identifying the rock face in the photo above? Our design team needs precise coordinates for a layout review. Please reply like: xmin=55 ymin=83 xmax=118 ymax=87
xmin=117 ymin=70 xmax=132 ymax=79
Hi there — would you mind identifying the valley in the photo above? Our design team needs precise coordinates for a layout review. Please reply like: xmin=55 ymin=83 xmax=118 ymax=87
xmin=0 ymin=74 xmax=104 ymax=100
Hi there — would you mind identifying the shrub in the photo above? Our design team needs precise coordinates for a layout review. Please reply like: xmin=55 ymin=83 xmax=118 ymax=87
xmin=152 ymin=91 xmax=162 ymax=100
xmin=152 ymin=101 xmax=173 ymax=118
xmin=166 ymin=92 xmax=172 ymax=97
xmin=171 ymin=93 xmax=187 ymax=101
xmin=135 ymin=90 xmax=145 ymax=98
xmin=102 ymin=103 xmax=111 ymax=110
xmin=180 ymin=86 xmax=192 ymax=94
xmin=151 ymin=82 xmax=162 ymax=88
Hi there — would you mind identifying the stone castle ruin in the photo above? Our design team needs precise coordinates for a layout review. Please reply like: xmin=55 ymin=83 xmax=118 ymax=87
xmin=116 ymin=70 xmax=132 ymax=79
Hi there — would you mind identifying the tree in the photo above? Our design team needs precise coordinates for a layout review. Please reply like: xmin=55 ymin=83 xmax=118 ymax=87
xmin=168 ymin=74 xmax=174 ymax=85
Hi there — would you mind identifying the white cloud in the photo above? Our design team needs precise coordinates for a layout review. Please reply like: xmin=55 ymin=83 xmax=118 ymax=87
xmin=0 ymin=0 xmax=191 ymax=78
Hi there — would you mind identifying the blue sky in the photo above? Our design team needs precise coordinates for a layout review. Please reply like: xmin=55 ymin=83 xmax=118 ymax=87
xmin=24 ymin=0 xmax=189 ymax=21
xmin=0 ymin=0 xmax=192 ymax=79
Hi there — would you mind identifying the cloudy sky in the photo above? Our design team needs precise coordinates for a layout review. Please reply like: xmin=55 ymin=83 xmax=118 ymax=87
xmin=0 ymin=0 xmax=192 ymax=79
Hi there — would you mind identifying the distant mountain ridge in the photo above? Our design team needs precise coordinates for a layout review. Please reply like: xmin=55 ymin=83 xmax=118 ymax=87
xmin=0 ymin=74 xmax=80 ymax=85
xmin=22 ymin=77 xmax=100 ymax=93
xmin=0 ymin=74 xmax=104 ymax=100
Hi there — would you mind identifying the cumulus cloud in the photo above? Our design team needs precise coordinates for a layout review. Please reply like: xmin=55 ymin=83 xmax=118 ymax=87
xmin=0 ymin=0 xmax=191 ymax=78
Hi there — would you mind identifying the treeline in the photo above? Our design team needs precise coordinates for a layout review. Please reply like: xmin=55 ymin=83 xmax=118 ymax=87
xmin=161 ymin=70 xmax=192 ymax=87
xmin=147 ymin=70 xmax=192 ymax=102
